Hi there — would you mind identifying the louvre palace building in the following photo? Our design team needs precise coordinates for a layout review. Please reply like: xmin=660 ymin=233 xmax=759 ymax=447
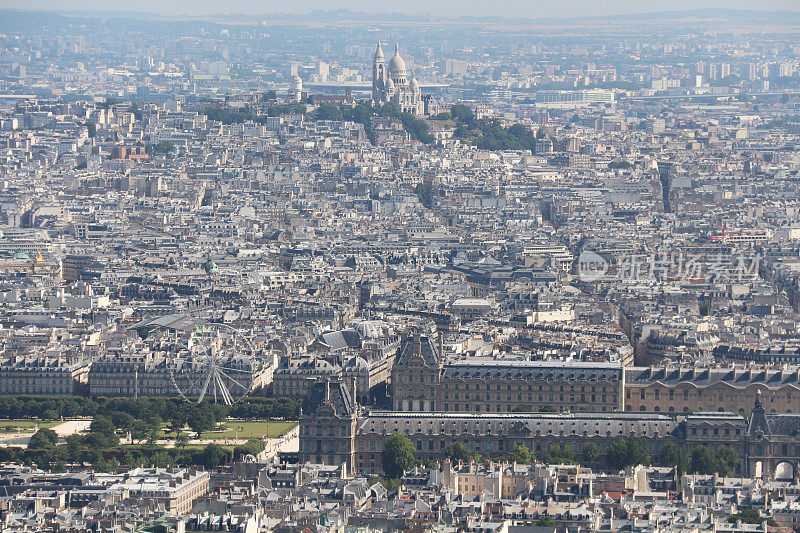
xmin=300 ymin=335 xmax=800 ymax=482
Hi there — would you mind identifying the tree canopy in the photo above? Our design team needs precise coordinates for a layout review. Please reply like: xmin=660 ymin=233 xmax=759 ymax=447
xmin=691 ymin=445 xmax=738 ymax=476
xmin=447 ymin=103 xmax=539 ymax=152
xmin=657 ymin=442 xmax=690 ymax=475
xmin=28 ymin=428 xmax=58 ymax=449
xmin=506 ymin=444 xmax=534 ymax=464
xmin=607 ymin=438 xmax=651 ymax=470
xmin=382 ymin=432 xmax=415 ymax=479
xmin=582 ymin=443 xmax=600 ymax=465
xmin=542 ymin=445 xmax=575 ymax=465
xmin=443 ymin=441 xmax=473 ymax=463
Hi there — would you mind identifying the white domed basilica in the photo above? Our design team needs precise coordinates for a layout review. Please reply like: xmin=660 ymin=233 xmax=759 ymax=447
xmin=371 ymin=43 xmax=437 ymax=117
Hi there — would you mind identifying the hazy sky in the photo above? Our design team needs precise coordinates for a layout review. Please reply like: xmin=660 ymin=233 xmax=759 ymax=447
xmin=0 ymin=0 xmax=797 ymax=18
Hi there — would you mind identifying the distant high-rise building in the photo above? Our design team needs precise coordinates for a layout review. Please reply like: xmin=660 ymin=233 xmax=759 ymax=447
xmin=695 ymin=61 xmax=705 ymax=75
xmin=444 ymin=59 xmax=468 ymax=77
xmin=289 ymin=74 xmax=303 ymax=102
xmin=317 ymin=61 xmax=329 ymax=82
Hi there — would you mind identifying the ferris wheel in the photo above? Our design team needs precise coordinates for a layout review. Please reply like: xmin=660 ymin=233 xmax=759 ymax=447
xmin=169 ymin=324 xmax=257 ymax=405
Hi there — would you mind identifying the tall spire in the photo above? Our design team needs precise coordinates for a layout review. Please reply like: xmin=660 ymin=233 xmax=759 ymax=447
xmin=374 ymin=41 xmax=384 ymax=62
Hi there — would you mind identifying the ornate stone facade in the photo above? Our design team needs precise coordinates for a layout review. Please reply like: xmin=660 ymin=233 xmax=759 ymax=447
xmin=624 ymin=365 xmax=800 ymax=414
xmin=391 ymin=333 xmax=622 ymax=413
xmin=300 ymin=380 xmax=800 ymax=481
xmin=371 ymin=43 xmax=436 ymax=117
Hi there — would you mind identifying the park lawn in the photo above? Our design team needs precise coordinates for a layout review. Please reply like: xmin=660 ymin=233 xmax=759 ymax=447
xmin=0 ymin=419 xmax=60 ymax=433
xmin=199 ymin=421 xmax=297 ymax=440
xmin=119 ymin=443 xmax=236 ymax=452
xmin=179 ymin=444 xmax=236 ymax=451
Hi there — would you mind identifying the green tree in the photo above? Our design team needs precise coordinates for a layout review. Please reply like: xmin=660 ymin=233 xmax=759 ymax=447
xmin=129 ymin=420 xmax=150 ymax=443
xmin=151 ymin=451 xmax=173 ymax=468
xmin=690 ymin=445 xmax=717 ymax=475
xmin=443 ymin=441 xmax=472 ymax=463
xmin=90 ymin=416 xmax=116 ymax=438
xmin=187 ymin=408 xmax=215 ymax=437
xmin=429 ymin=112 xmax=452 ymax=121
xmin=95 ymin=457 xmax=109 ymax=473
xmin=398 ymin=113 xmax=433 ymax=143
xmin=607 ymin=438 xmax=651 ymax=470
xmin=535 ymin=516 xmax=556 ymax=527
xmin=728 ymin=509 xmax=769 ymax=525
xmin=197 ymin=444 xmax=229 ymax=469
xmin=715 ymin=446 xmax=738 ymax=477
xmin=110 ymin=411 xmax=135 ymax=430
xmin=28 ymin=428 xmax=58 ymax=449
xmin=507 ymin=444 xmax=534 ymax=464
xmin=127 ymin=104 xmax=143 ymax=120
xmin=414 ymin=183 xmax=433 ymax=208
xmin=450 ymin=104 xmax=476 ymax=126
xmin=147 ymin=141 xmax=175 ymax=155
xmin=314 ymin=103 xmax=344 ymax=121
xmin=104 ymin=457 xmax=120 ymax=473
xmin=175 ymin=432 xmax=190 ymax=449
xmin=99 ymin=97 xmax=119 ymax=109
xmin=658 ymin=442 xmax=690 ymax=475
xmin=582 ymin=443 xmax=600 ymax=465
xmin=381 ymin=432 xmax=415 ymax=479
xmin=87 ymin=416 xmax=119 ymax=447
xmin=234 ymin=438 xmax=266 ymax=460
xmin=64 ymin=434 xmax=83 ymax=458
xmin=543 ymin=445 xmax=576 ymax=465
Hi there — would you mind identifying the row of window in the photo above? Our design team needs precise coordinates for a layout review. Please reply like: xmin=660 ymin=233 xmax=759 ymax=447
xmin=629 ymin=388 xmax=793 ymax=402
xmin=442 ymin=403 xmax=612 ymax=413
xmin=0 ymin=386 xmax=71 ymax=394
xmin=0 ymin=377 xmax=70 ymax=384
xmin=444 ymin=393 xmax=613 ymax=404
xmin=444 ymin=382 xmax=614 ymax=393
xmin=354 ymin=437 xmax=667 ymax=456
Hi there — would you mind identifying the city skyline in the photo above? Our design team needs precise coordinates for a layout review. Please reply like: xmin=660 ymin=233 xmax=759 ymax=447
xmin=0 ymin=3 xmax=799 ymax=531
xmin=1 ymin=0 xmax=799 ymax=19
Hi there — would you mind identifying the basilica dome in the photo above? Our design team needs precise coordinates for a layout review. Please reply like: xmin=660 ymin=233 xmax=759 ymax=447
xmin=388 ymin=44 xmax=407 ymax=78
xmin=291 ymin=74 xmax=303 ymax=91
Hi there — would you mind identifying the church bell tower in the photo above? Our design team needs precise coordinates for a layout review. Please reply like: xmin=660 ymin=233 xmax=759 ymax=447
xmin=372 ymin=42 xmax=386 ymax=102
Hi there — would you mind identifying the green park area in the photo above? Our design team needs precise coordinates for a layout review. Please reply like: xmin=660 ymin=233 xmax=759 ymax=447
xmin=198 ymin=420 xmax=296 ymax=440
xmin=0 ymin=396 xmax=302 ymax=470
xmin=0 ymin=420 xmax=60 ymax=433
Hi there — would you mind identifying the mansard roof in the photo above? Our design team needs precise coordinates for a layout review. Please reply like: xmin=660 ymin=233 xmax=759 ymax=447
xmin=765 ymin=413 xmax=800 ymax=437
xmin=395 ymin=334 xmax=441 ymax=367
xmin=303 ymin=379 xmax=356 ymax=418
xmin=356 ymin=411 xmax=678 ymax=439
xmin=625 ymin=366 xmax=800 ymax=390
xmin=316 ymin=329 xmax=362 ymax=351
xmin=442 ymin=360 xmax=622 ymax=382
